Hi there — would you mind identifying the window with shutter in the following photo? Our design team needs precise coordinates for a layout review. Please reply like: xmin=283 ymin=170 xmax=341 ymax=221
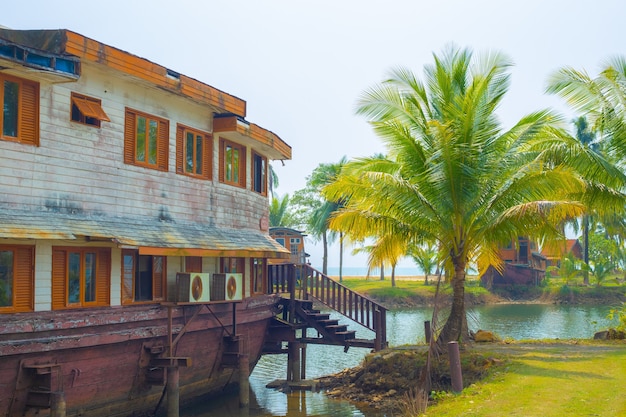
xmin=252 ymin=151 xmax=267 ymax=195
xmin=0 ymin=74 xmax=39 ymax=146
xmin=124 ymin=108 xmax=169 ymax=171
xmin=71 ymin=92 xmax=109 ymax=127
xmin=176 ymin=124 xmax=212 ymax=180
xmin=51 ymin=247 xmax=111 ymax=309
xmin=0 ymin=245 xmax=34 ymax=313
xmin=219 ymin=138 xmax=246 ymax=187
xmin=121 ymin=250 xmax=167 ymax=304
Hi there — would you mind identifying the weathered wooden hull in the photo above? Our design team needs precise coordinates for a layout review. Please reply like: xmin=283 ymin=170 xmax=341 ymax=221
xmin=0 ymin=295 xmax=279 ymax=417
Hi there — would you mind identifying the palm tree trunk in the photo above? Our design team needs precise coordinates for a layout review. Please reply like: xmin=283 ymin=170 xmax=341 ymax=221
xmin=379 ymin=262 xmax=384 ymax=280
xmin=436 ymin=258 xmax=469 ymax=350
xmin=339 ymin=232 xmax=344 ymax=282
xmin=322 ymin=231 xmax=328 ymax=275
xmin=583 ymin=215 xmax=589 ymax=285
xmin=391 ymin=264 xmax=396 ymax=287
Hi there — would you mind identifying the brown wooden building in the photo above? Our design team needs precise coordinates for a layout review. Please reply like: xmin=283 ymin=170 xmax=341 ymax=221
xmin=269 ymin=227 xmax=309 ymax=264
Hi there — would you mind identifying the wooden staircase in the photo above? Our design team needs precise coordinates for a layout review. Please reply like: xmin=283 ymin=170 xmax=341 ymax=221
xmin=265 ymin=264 xmax=387 ymax=353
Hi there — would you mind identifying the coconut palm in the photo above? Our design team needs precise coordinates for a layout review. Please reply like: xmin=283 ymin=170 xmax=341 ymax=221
xmin=291 ymin=158 xmax=347 ymax=276
xmin=323 ymin=46 xmax=621 ymax=348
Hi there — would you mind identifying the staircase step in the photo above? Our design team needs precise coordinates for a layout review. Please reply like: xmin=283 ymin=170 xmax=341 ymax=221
xmin=326 ymin=324 xmax=348 ymax=333
xmin=317 ymin=319 xmax=339 ymax=326
xmin=306 ymin=312 xmax=330 ymax=321
xmin=335 ymin=331 xmax=356 ymax=340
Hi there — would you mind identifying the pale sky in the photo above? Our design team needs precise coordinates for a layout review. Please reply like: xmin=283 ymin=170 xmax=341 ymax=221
xmin=4 ymin=1 xmax=625 ymax=271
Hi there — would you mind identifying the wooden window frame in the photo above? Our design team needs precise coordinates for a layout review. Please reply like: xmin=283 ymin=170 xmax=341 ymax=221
xmin=0 ymin=73 xmax=39 ymax=146
xmin=0 ymin=245 xmax=34 ymax=313
xmin=218 ymin=138 xmax=246 ymax=188
xmin=124 ymin=108 xmax=169 ymax=171
xmin=252 ymin=151 xmax=268 ymax=195
xmin=250 ymin=258 xmax=266 ymax=295
xmin=52 ymin=247 xmax=110 ymax=310
xmin=176 ymin=124 xmax=212 ymax=180
xmin=121 ymin=250 xmax=167 ymax=304
xmin=70 ymin=92 xmax=110 ymax=128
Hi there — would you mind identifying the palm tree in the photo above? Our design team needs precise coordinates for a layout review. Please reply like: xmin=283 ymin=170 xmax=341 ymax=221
xmin=324 ymin=46 xmax=618 ymax=348
xmin=291 ymin=158 xmax=347 ymax=276
xmin=269 ymin=193 xmax=295 ymax=227
xmin=548 ymin=59 xmax=626 ymax=284
xmin=408 ymin=243 xmax=438 ymax=285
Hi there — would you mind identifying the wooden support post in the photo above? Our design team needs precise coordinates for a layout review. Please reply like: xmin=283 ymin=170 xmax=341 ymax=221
xmin=167 ymin=366 xmax=180 ymax=417
xmin=424 ymin=320 xmax=431 ymax=343
xmin=448 ymin=341 xmax=463 ymax=393
xmin=287 ymin=342 xmax=301 ymax=382
xmin=50 ymin=391 xmax=66 ymax=417
xmin=374 ymin=309 xmax=382 ymax=351
xmin=239 ymin=353 xmax=250 ymax=408
xmin=300 ymin=344 xmax=307 ymax=380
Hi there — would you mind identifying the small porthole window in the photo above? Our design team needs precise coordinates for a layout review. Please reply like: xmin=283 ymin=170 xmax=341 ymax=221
xmin=71 ymin=92 xmax=110 ymax=128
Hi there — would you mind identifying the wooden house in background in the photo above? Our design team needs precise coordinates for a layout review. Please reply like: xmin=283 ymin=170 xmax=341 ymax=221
xmin=269 ymin=227 xmax=309 ymax=264
xmin=481 ymin=237 xmax=547 ymax=287
xmin=540 ymin=239 xmax=583 ymax=270
xmin=0 ymin=27 xmax=292 ymax=417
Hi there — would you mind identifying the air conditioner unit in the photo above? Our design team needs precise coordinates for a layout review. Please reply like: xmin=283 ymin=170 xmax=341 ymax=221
xmin=210 ymin=273 xmax=243 ymax=301
xmin=176 ymin=272 xmax=211 ymax=303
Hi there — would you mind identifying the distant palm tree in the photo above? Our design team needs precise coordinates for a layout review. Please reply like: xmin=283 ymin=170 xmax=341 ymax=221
xmin=269 ymin=193 xmax=294 ymax=227
xmin=324 ymin=46 xmax=616 ymax=348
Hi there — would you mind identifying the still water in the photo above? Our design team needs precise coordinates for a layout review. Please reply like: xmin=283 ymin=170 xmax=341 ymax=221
xmin=182 ymin=304 xmax=615 ymax=417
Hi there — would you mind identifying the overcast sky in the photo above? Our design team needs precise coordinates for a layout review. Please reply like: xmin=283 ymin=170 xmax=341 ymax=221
xmin=5 ymin=1 xmax=625 ymax=272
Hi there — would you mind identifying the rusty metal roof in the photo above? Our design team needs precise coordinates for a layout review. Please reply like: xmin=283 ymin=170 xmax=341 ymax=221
xmin=0 ymin=209 xmax=290 ymax=259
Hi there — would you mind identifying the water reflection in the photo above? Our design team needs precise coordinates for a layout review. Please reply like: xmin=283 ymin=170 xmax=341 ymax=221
xmin=184 ymin=304 xmax=615 ymax=416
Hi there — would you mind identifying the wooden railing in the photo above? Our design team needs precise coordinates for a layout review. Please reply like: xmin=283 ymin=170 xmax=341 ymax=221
xmin=268 ymin=263 xmax=387 ymax=349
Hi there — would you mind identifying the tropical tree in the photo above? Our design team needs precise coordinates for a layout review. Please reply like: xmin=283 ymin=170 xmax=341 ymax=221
xmin=269 ymin=193 xmax=296 ymax=227
xmin=324 ymin=46 xmax=622 ymax=348
xmin=291 ymin=158 xmax=347 ymax=276
xmin=408 ymin=243 xmax=438 ymax=285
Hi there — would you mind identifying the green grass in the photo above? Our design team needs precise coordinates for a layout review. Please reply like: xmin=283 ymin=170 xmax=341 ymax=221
xmin=420 ymin=342 xmax=626 ymax=416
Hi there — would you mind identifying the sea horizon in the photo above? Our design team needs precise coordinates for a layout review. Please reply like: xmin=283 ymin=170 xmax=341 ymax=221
xmin=316 ymin=266 xmax=424 ymax=277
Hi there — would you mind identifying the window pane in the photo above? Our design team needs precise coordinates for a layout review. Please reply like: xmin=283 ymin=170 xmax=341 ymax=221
xmin=68 ymin=253 xmax=81 ymax=304
xmin=148 ymin=120 xmax=158 ymax=165
xmin=136 ymin=116 xmax=146 ymax=162
xmin=3 ymin=80 xmax=19 ymax=137
xmin=84 ymin=253 xmax=96 ymax=302
xmin=136 ymin=255 xmax=153 ymax=301
xmin=0 ymin=250 xmax=14 ymax=307
xmin=123 ymin=253 xmax=134 ymax=301
xmin=185 ymin=132 xmax=194 ymax=173
xmin=233 ymin=148 xmax=239 ymax=183
xmin=225 ymin=146 xmax=233 ymax=182
xmin=195 ymin=134 xmax=203 ymax=175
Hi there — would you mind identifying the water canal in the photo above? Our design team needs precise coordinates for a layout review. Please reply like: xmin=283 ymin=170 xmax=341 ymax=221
xmin=182 ymin=304 xmax=616 ymax=416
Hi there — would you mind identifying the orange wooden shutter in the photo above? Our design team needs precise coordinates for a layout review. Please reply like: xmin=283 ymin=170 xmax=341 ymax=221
xmin=176 ymin=124 xmax=184 ymax=174
xmin=240 ymin=146 xmax=247 ymax=187
xmin=218 ymin=139 xmax=225 ymax=182
xmin=51 ymin=249 xmax=67 ymax=310
xmin=20 ymin=79 xmax=39 ymax=146
xmin=157 ymin=119 xmax=169 ymax=171
xmin=123 ymin=108 xmax=136 ymax=165
xmin=96 ymin=248 xmax=111 ymax=306
xmin=203 ymin=133 xmax=212 ymax=180
xmin=152 ymin=256 xmax=166 ymax=301
xmin=14 ymin=246 xmax=34 ymax=311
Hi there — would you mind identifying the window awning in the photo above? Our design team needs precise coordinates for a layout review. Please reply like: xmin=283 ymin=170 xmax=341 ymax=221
xmin=0 ymin=209 xmax=290 ymax=259
xmin=72 ymin=95 xmax=110 ymax=121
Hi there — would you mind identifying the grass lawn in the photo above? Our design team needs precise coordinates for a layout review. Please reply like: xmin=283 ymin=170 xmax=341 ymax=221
xmin=421 ymin=342 xmax=626 ymax=417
